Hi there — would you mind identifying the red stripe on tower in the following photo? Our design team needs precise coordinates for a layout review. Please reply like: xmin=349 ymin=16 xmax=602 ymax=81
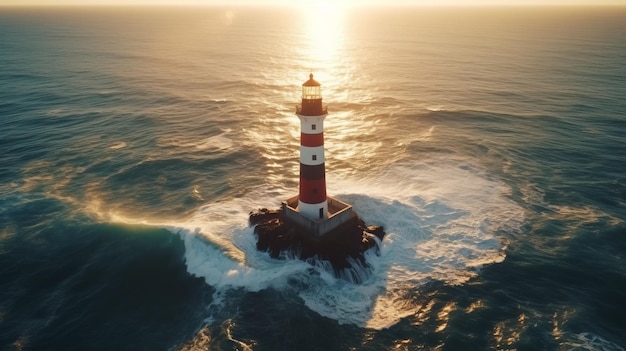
xmin=296 ymin=74 xmax=329 ymax=220
xmin=300 ymin=132 xmax=324 ymax=147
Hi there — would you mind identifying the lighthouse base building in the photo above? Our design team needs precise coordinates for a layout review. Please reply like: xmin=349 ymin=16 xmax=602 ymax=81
xmin=281 ymin=195 xmax=353 ymax=237
xmin=249 ymin=74 xmax=385 ymax=279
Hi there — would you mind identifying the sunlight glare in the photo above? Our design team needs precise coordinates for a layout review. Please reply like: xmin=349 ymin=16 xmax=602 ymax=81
xmin=299 ymin=2 xmax=345 ymax=73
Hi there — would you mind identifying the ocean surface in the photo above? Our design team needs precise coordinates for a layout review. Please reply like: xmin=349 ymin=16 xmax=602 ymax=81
xmin=1 ymin=5 xmax=625 ymax=350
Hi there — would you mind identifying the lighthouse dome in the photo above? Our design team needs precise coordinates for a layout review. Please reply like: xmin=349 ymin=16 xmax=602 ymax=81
xmin=303 ymin=73 xmax=320 ymax=87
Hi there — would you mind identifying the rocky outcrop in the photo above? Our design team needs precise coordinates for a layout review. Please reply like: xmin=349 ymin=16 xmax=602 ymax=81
xmin=249 ymin=208 xmax=385 ymax=279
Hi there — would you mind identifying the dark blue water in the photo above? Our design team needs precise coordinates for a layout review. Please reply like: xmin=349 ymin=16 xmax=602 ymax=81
xmin=1 ymin=6 xmax=625 ymax=351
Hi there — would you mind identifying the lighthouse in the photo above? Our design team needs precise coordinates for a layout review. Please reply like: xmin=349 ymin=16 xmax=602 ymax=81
xmin=296 ymin=73 xmax=328 ymax=220
xmin=280 ymin=74 xmax=354 ymax=237
xmin=249 ymin=74 xmax=385 ymax=273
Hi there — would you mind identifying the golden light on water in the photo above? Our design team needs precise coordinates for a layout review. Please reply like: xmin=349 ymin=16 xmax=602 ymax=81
xmin=294 ymin=1 xmax=377 ymax=163
xmin=298 ymin=2 xmax=346 ymax=79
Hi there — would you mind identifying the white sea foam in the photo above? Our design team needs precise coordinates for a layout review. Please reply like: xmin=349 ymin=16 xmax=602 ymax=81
xmin=426 ymin=105 xmax=445 ymax=112
xmin=109 ymin=141 xmax=127 ymax=150
xmin=164 ymin=158 xmax=525 ymax=329
xmin=16 ymin=144 xmax=524 ymax=328
xmin=158 ymin=129 xmax=234 ymax=152
xmin=560 ymin=332 xmax=625 ymax=351
xmin=297 ymin=161 xmax=522 ymax=328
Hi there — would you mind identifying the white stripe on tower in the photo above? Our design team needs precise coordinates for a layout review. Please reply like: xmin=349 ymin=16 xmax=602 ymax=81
xmin=300 ymin=145 xmax=325 ymax=165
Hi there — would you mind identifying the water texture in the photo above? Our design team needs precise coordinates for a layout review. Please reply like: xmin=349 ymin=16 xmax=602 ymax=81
xmin=1 ymin=6 xmax=625 ymax=351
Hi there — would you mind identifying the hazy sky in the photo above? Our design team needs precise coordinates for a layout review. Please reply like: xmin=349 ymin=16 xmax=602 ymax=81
xmin=1 ymin=0 xmax=625 ymax=6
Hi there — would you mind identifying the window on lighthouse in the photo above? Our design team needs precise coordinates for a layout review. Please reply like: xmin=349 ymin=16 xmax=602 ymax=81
xmin=311 ymin=124 xmax=316 ymax=130
xmin=312 ymin=155 xmax=317 ymax=161
xmin=302 ymin=85 xmax=321 ymax=100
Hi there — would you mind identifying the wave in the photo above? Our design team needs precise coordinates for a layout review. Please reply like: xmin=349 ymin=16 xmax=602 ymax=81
xmin=559 ymin=332 xmax=625 ymax=351
xmin=160 ymin=157 xmax=525 ymax=329
xmin=158 ymin=129 xmax=235 ymax=153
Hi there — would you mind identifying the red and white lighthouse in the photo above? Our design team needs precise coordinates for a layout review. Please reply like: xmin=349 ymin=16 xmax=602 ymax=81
xmin=296 ymin=74 xmax=328 ymax=220
xmin=250 ymin=75 xmax=382 ymax=264
xmin=280 ymin=74 xmax=353 ymax=236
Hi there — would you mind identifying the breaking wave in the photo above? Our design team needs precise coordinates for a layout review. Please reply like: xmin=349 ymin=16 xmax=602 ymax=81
xmin=166 ymin=158 xmax=524 ymax=329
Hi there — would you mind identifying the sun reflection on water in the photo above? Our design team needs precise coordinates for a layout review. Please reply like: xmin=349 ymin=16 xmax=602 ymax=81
xmin=298 ymin=3 xmax=346 ymax=76
xmin=295 ymin=3 xmax=385 ymax=176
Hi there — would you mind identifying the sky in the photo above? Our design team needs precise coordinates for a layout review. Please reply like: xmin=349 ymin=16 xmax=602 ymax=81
xmin=1 ymin=0 xmax=625 ymax=6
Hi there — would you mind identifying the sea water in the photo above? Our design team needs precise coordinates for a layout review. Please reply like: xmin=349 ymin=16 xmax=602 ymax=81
xmin=1 ymin=6 xmax=625 ymax=350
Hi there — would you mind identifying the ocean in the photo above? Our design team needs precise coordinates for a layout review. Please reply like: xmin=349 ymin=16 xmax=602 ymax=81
xmin=1 ymin=5 xmax=625 ymax=350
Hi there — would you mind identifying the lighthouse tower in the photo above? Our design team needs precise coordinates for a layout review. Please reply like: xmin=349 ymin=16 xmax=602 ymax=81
xmin=296 ymin=74 xmax=328 ymax=220
xmin=281 ymin=74 xmax=352 ymax=237
xmin=251 ymin=75 xmax=383 ymax=267
xmin=252 ymin=73 xmax=383 ymax=265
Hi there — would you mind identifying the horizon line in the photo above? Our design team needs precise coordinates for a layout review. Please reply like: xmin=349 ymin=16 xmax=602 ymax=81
xmin=2 ymin=3 xmax=626 ymax=7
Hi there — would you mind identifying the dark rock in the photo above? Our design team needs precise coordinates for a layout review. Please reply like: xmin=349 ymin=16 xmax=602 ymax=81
xmin=249 ymin=208 xmax=386 ymax=283
xmin=249 ymin=208 xmax=280 ymax=226
xmin=365 ymin=225 xmax=385 ymax=241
